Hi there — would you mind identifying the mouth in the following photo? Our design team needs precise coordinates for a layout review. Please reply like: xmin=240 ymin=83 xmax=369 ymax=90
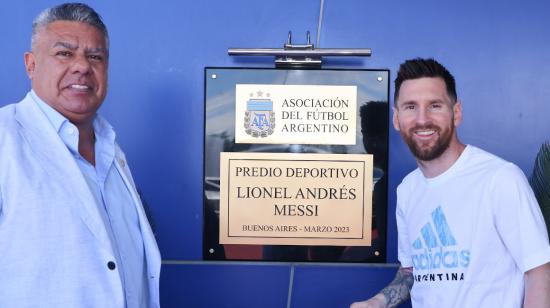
xmin=69 ymin=83 xmax=91 ymax=90
xmin=64 ymin=83 xmax=95 ymax=94
xmin=410 ymin=126 xmax=439 ymax=141
xmin=415 ymin=129 xmax=435 ymax=137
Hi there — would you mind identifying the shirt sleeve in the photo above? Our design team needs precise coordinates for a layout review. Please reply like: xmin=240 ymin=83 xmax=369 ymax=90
xmin=397 ymin=186 xmax=413 ymax=268
xmin=492 ymin=163 xmax=550 ymax=272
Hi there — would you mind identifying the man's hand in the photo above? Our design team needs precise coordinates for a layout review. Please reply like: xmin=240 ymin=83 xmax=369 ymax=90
xmin=350 ymin=293 xmax=387 ymax=308
xmin=349 ymin=266 xmax=413 ymax=308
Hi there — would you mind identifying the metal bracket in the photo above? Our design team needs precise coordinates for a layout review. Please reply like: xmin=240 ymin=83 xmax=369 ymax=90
xmin=228 ymin=31 xmax=371 ymax=69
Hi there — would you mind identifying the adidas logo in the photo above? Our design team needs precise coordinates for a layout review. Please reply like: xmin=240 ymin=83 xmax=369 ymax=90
xmin=411 ymin=206 xmax=470 ymax=270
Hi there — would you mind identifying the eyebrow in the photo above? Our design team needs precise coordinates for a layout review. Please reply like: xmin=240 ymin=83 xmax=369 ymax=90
xmin=53 ymin=41 xmax=78 ymax=50
xmin=52 ymin=41 xmax=108 ymax=54
xmin=398 ymin=100 xmax=417 ymax=106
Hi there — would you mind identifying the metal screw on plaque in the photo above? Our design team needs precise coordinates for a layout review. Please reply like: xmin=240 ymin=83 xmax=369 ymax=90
xmin=377 ymin=76 xmax=383 ymax=82
xmin=209 ymin=248 xmax=215 ymax=254
xmin=211 ymin=74 xmax=217 ymax=79
xmin=375 ymin=251 xmax=380 ymax=256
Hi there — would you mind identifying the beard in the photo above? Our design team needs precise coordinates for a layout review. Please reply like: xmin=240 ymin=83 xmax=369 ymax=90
xmin=400 ymin=122 xmax=454 ymax=161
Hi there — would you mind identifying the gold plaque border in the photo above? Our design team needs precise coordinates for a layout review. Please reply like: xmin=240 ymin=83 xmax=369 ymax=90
xmin=219 ymin=152 xmax=373 ymax=246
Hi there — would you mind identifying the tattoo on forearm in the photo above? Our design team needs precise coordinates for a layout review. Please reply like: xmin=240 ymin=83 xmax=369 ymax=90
xmin=380 ymin=267 xmax=414 ymax=308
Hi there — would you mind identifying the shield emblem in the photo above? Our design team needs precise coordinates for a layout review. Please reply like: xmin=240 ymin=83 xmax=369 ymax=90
xmin=244 ymin=98 xmax=275 ymax=137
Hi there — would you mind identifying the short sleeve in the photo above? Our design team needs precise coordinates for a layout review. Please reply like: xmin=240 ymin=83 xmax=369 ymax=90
xmin=397 ymin=187 xmax=413 ymax=268
xmin=492 ymin=163 xmax=550 ymax=272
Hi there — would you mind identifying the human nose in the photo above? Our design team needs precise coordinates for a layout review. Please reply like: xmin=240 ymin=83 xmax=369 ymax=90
xmin=70 ymin=54 xmax=91 ymax=74
xmin=415 ymin=107 xmax=430 ymax=125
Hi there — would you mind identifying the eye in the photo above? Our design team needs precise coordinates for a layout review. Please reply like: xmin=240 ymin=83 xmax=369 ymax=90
xmin=56 ymin=50 xmax=72 ymax=57
xmin=430 ymin=103 xmax=443 ymax=110
xmin=88 ymin=54 xmax=104 ymax=62
xmin=403 ymin=104 xmax=415 ymax=110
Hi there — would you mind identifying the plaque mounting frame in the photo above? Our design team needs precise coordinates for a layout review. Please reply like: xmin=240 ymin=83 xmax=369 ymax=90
xmin=228 ymin=31 xmax=372 ymax=69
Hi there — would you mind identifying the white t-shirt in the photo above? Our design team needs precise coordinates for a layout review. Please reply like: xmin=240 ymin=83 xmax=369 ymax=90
xmin=397 ymin=145 xmax=550 ymax=308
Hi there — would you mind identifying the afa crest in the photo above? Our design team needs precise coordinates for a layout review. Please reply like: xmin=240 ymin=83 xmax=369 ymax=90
xmin=244 ymin=93 xmax=275 ymax=138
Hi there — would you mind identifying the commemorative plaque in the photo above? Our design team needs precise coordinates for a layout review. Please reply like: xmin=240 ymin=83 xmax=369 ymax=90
xmin=204 ymin=68 xmax=389 ymax=262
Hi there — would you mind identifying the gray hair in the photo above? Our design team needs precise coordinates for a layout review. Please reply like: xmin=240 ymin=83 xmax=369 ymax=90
xmin=31 ymin=3 xmax=109 ymax=49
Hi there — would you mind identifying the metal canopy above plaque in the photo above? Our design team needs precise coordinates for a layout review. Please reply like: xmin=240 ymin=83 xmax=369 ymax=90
xmin=204 ymin=67 xmax=389 ymax=262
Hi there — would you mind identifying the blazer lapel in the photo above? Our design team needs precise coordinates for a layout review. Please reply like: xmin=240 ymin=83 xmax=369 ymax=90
xmin=114 ymin=145 xmax=161 ymax=289
xmin=14 ymin=94 xmax=113 ymax=250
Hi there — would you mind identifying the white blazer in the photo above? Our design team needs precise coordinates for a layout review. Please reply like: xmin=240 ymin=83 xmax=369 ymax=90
xmin=0 ymin=93 xmax=161 ymax=307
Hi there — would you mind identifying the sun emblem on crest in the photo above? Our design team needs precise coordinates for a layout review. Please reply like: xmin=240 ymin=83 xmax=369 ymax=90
xmin=244 ymin=91 xmax=275 ymax=138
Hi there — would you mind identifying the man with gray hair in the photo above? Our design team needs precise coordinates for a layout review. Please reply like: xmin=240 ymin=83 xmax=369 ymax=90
xmin=0 ymin=3 xmax=160 ymax=307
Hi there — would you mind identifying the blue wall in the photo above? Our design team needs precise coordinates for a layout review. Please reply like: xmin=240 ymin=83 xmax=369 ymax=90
xmin=1 ymin=1 xmax=549 ymax=307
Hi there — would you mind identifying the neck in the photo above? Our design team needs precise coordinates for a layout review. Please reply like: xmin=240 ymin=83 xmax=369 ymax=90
xmin=77 ymin=123 xmax=96 ymax=166
xmin=417 ymin=138 xmax=466 ymax=178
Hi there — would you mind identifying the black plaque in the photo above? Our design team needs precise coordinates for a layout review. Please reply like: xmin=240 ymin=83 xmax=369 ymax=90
xmin=203 ymin=67 xmax=389 ymax=262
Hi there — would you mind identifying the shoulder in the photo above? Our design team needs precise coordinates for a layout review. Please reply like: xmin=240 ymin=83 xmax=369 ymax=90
xmin=466 ymin=145 xmax=525 ymax=179
xmin=0 ymin=94 xmax=35 ymax=131
xmin=0 ymin=102 xmax=24 ymax=211
xmin=401 ymin=168 xmax=422 ymax=183
xmin=399 ymin=168 xmax=424 ymax=187
xmin=0 ymin=103 xmax=17 ymax=124
xmin=490 ymin=162 xmax=530 ymax=191
xmin=461 ymin=145 xmax=518 ymax=177
xmin=397 ymin=168 xmax=423 ymax=196
xmin=0 ymin=102 xmax=22 ymax=145
xmin=464 ymin=145 xmax=506 ymax=165
xmin=460 ymin=146 xmax=532 ymax=200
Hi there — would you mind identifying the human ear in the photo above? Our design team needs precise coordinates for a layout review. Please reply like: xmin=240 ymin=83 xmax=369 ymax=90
xmin=392 ymin=106 xmax=400 ymax=131
xmin=453 ymin=101 xmax=463 ymax=127
xmin=24 ymin=52 xmax=36 ymax=79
